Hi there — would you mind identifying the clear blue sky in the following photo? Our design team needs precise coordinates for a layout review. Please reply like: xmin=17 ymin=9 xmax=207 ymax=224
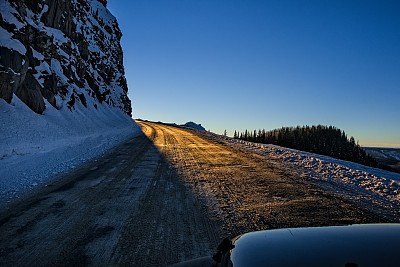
xmin=108 ymin=0 xmax=400 ymax=148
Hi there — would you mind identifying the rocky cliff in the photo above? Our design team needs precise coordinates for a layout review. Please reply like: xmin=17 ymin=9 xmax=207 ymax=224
xmin=0 ymin=0 xmax=131 ymax=115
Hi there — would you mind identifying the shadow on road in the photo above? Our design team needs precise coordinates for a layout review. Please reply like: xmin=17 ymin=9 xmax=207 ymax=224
xmin=0 ymin=130 xmax=221 ymax=266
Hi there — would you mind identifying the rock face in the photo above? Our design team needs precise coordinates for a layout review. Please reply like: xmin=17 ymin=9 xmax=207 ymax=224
xmin=182 ymin=122 xmax=206 ymax=131
xmin=0 ymin=0 xmax=131 ymax=115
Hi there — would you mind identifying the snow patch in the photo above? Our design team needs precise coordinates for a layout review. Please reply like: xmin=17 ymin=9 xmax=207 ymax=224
xmin=0 ymin=26 xmax=26 ymax=55
xmin=0 ymin=95 xmax=140 ymax=204
xmin=31 ymin=48 xmax=44 ymax=60
xmin=0 ymin=0 xmax=25 ymax=29
xmin=50 ymin=58 xmax=68 ymax=85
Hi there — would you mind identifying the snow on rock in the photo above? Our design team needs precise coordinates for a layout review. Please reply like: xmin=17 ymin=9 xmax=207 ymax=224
xmin=0 ymin=0 xmax=139 ymax=204
xmin=0 ymin=0 xmax=131 ymax=115
xmin=0 ymin=0 xmax=25 ymax=30
xmin=0 ymin=95 xmax=140 ymax=204
xmin=0 ymin=26 xmax=27 ymax=55
xmin=182 ymin=122 xmax=206 ymax=131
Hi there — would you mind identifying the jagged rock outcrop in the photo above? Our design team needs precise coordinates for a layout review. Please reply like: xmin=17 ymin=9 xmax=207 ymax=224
xmin=0 ymin=0 xmax=131 ymax=115
xmin=182 ymin=122 xmax=206 ymax=131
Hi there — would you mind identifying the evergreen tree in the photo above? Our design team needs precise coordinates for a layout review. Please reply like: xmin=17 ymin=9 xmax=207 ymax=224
xmin=236 ymin=125 xmax=379 ymax=168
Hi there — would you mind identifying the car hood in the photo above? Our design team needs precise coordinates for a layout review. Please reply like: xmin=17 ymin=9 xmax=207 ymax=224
xmin=229 ymin=224 xmax=400 ymax=267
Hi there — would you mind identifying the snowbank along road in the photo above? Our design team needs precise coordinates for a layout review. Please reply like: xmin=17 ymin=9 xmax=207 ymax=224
xmin=0 ymin=121 xmax=395 ymax=266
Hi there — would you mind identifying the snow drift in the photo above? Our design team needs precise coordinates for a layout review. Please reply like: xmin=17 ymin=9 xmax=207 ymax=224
xmin=0 ymin=96 xmax=140 ymax=203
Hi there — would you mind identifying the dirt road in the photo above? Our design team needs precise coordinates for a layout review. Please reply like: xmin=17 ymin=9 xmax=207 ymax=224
xmin=0 ymin=121 xmax=388 ymax=266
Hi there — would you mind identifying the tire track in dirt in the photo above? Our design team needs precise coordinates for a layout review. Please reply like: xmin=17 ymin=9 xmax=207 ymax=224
xmin=140 ymin=122 xmax=389 ymax=240
xmin=0 ymin=134 xmax=156 ymax=265
xmin=0 ymin=121 xmax=391 ymax=267
xmin=0 ymin=127 xmax=219 ymax=266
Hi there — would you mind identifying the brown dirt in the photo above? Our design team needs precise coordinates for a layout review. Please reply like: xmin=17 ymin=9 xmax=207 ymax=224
xmin=0 ymin=121 xmax=389 ymax=266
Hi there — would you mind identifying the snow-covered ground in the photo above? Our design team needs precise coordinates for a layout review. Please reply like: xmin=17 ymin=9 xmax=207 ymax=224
xmin=0 ymin=95 xmax=140 ymax=204
xmin=212 ymin=134 xmax=400 ymax=208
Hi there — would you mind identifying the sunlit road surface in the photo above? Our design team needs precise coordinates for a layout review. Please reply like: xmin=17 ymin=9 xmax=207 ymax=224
xmin=0 ymin=121 xmax=388 ymax=266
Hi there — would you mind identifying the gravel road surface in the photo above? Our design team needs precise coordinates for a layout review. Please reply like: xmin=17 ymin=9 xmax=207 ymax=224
xmin=0 ymin=121 xmax=389 ymax=266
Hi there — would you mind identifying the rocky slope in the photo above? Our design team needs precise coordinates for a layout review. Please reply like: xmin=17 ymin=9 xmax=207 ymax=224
xmin=0 ymin=0 xmax=131 ymax=115
xmin=0 ymin=0 xmax=140 ymax=203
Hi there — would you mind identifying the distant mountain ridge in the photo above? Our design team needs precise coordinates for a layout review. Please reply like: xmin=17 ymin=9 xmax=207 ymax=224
xmin=364 ymin=147 xmax=400 ymax=173
xmin=0 ymin=0 xmax=131 ymax=115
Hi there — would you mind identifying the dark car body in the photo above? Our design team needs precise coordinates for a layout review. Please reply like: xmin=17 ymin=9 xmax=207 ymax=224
xmin=172 ymin=224 xmax=400 ymax=267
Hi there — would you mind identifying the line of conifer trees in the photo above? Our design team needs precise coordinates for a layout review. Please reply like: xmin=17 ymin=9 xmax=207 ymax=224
xmin=233 ymin=125 xmax=379 ymax=168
